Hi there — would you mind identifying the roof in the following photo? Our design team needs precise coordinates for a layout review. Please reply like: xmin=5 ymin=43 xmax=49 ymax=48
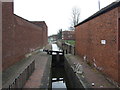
xmin=75 ymin=0 xmax=120 ymax=27
xmin=14 ymin=14 xmax=47 ymax=29
xmin=48 ymin=34 xmax=57 ymax=38
xmin=62 ymin=31 xmax=75 ymax=34
xmin=31 ymin=21 xmax=47 ymax=27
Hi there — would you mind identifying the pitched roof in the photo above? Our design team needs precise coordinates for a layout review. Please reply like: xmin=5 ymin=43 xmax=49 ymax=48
xmin=75 ymin=0 xmax=120 ymax=27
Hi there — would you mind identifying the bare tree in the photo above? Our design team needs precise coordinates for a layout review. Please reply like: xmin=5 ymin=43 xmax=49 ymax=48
xmin=70 ymin=7 xmax=80 ymax=30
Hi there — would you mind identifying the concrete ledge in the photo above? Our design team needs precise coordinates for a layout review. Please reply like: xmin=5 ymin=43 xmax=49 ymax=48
xmin=0 ymin=0 xmax=13 ymax=2
xmin=64 ymin=54 xmax=117 ymax=89
xmin=39 ymin=55 xmax=52 ymax=89
xmin=64 ymin=55 xmax=91 ymax=89
xmin=2 ymin=55 xmax=35 ymax=88
xmin=23 ymin=52 xmax=52 ymax=89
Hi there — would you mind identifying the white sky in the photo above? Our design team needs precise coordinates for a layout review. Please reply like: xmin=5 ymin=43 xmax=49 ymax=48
xmin=14 ymin=0 xmax=116 ymax=36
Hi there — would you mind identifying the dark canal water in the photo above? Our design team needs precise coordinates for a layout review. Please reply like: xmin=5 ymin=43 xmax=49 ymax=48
xmin=52 ymin=66 xmax=68 ymax=89
xmin=51 ymin=43 xmax=69 ymax=89
xmin=50 ymin=43 xmax=84 ymax=89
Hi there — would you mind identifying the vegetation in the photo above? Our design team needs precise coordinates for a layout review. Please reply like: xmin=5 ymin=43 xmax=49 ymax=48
xmin=64 ymin=40 xmax=75 ymax=46
xmin=57 ymin=29 xmax=62 ymax=39
xmin=70 ymin=7 xmax=80 ymax=30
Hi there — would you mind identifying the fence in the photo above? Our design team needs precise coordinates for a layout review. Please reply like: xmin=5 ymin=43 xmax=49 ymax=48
xmin=62 ymin=42 xmax=75 ymax=55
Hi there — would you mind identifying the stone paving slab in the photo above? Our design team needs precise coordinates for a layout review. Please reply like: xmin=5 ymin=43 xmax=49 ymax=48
xmin=65 ymin=54 xmax=117 ymax=88
xmin=23 ymin=52 xmax=52 ymax=88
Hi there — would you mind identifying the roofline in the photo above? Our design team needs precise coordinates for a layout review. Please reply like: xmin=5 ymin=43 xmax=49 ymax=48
xmin=31 ymin=21 xmax=45 ymax=23
xmin=14 ymin=14 xmax=46 ymax=28
xmin=75 ymin=1 xmax=120 ymax=27
xmin=31 ymin=21 xmax=47 ymax=25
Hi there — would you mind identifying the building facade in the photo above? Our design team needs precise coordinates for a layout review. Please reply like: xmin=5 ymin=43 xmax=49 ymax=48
xmin=48 ymin=35 xmax=58 ymax=42
xmin=75 ymin=1 xmax=120 ymax=85
xmin=1 ymin=1 xmax=48 ymax=71
xmin=62 ymin=31 xmax=75 ymax=40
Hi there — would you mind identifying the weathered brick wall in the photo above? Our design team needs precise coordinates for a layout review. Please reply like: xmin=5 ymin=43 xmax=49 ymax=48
xmin=43 ymin=23 xmax=48 ymax=46
xmin=2 ymin=2 xmax=48 ymax=71
xmin=0 ymin=1 xmax=2 ymax=73
xmin=13 ymin=15 xmax=43 ymax=63
xmin=32 ymin=21 xmax=48 ymax=46
xmin=118 ymin=7 xmax=120 ymax=85
xmin=62 ymin=31 xmax=75 ymax=40
xmin=2 ymin=2 xmax=15 ymax=71
xmin=75 ymin=7 xmax=119 ymax=83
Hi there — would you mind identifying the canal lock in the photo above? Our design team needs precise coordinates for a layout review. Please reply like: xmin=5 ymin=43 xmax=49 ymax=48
xmin=44 ymin=44 xmax=84 ymax=89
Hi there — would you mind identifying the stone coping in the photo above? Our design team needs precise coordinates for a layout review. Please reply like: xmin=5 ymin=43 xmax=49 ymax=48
xmin=2 ymin=54 xmax=35 ymax=88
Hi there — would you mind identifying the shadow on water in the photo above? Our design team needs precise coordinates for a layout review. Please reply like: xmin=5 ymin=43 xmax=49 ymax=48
xmin=48 ymin=44 xmax=85 ymax=90
xmin=52 ymin=66 xmax=69 ymax=90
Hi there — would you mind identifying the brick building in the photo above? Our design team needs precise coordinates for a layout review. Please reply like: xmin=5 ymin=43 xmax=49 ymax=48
xmin=32 ymin=21 xmax=48 ymax=46
xmin=62 ymin=31 xmax=75 ymax=40
xmin=75 ymin=1 xmax=120 ymax=86
xmin=1 ymin=0 xmax=48 ymax=71
xmin=48 ymin=34 xmax=58 ymax=42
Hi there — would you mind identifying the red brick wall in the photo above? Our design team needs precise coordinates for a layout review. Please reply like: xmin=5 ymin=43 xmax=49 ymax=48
xmin=0 ymin=1 xmax=2 ymax=72
xmin=75 ymin=7 xmax=119 ymax=83
xmin=2 ymin=2 xmax=48 ymax=71
xmin=2 ymin=2 xmax=15 ymax=70
xmin=62 ymin=31 xmax=75 ymax=40
xmin=32 ymin=22 xmax=48 ymax=46
xmin=13 ymin=15 xmax=43 ymax=62
xmin=118 ymin=7 xmax=120 ymax=85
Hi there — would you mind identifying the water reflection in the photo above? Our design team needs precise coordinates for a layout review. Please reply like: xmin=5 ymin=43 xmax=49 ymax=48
xmin=52 ymin=44 xmax=62 ymax=51
xmin=52 ymin=67 xmax=67 ymax=89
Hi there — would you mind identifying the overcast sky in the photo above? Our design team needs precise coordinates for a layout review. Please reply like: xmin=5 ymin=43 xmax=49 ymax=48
xmin=14 ymin=0 xmax=116 ymax=36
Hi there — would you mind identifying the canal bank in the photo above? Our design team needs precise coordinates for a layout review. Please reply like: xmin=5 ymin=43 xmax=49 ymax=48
xmin=23 ymin=44 xmax=52 ymax=89
xmin=3 ymin=43 xmax=118 ymax=89
xmin=65 ymin=54 xmax=117 ymax=88
xmin=28 ymin=43 xmax=117 ymax=89
xmin=50 ymin=43 xmax=85 ymax=89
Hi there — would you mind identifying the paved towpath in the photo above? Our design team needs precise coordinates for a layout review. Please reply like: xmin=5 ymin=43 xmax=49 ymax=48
xmin=23 ymin=44 xmax=52 ymax=88
xmin=23 ymin=52 xmax=51 ymax=88
xmin=65 ymin=54 xmax=117 ymax=88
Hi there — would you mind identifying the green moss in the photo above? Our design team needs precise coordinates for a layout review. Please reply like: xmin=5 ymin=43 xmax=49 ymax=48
xmin=64 ymin=40 xmax=75 ymax=46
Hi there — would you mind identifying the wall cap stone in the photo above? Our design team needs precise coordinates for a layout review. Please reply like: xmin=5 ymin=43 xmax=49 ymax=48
xmin=0 ymin=0 xmax=13 ymax=2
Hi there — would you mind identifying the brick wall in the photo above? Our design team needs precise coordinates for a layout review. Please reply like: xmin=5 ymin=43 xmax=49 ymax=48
xmin=62 ymin=31 xmax=75 ymax=40
xmin=2 ymin=2 xmax=15 ymax=71
xmin=75 ymin=7 xmax=119 ymax=84
xmin=2 ymin=2 xmax=48 ymax=71
xmin=32 ymin=21 xmax=48 ymax=46
xmin=0 ymin=1 xmax=2 ymax=73
xmin=118 ymin=7 xmax=120 ymax=85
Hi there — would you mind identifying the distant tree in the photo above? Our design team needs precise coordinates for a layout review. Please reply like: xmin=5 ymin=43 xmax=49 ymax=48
xmin=57 ymin=29 xmax=62 ymax=39
xmin=70 ymin=7 xmax=80 ymax=30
